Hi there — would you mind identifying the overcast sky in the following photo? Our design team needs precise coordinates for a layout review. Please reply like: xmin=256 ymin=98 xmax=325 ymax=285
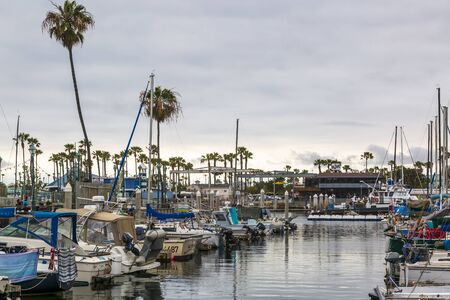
xmin=1 ymin=0 xmax=449 ymax=182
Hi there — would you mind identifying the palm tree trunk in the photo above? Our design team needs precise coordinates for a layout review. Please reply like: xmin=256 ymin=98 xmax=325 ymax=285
xmin=68 ymin=48 xmax=92 ymax=182
xmin=157 ymin=121 xmax=162 ymax=206
xmin=96 ymin=158 xmax=101 ymax=178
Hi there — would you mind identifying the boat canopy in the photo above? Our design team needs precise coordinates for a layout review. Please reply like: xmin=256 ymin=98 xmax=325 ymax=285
xmin=6 ymin=211 xmax=77 ymax=248
xmin=58 ymin=208 xmax=136 ymax=246
xmin=146 ymin=204 xmax=194 ymax=220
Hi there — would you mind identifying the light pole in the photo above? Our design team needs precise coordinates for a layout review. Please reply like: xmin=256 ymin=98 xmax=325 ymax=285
xmin=29 ymin=143 xmax=36 ymax=210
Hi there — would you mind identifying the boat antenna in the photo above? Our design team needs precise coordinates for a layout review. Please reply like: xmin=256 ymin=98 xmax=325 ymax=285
xmin=438 ymin=87 xmax=442 ymax=209
xmin=400 ymin=126 xmax=404 ymax=185
xmin=107 ymin=79 xmax=151 ymax=202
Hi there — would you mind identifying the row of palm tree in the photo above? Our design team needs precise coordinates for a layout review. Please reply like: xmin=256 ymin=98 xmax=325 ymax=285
xmin=312 ymin=152 xmax=376 ymax=174
xmin=42 ymin=1 xmax=183 ymax=196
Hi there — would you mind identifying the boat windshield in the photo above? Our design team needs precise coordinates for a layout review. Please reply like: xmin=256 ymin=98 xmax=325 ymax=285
xmin=0 ymin=216 xmax=74 ymax=244
xmin=84 ymin=219 xmax=115 ymax=245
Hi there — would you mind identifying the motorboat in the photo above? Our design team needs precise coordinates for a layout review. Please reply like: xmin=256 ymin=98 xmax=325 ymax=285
xmin=59 ymin=208 xmax=166 ymax=275
xmin=0 ymin=211 xmax=78 ymax=293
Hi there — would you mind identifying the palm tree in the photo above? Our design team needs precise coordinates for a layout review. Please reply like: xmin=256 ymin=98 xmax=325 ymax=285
xmin=168 ymin=157 xmax=178 ymax=190
xmin=313 ymin=159 xmax=323 ymax=174
xmin=112 ymin=154 xmax=121 ymax=177
xmin=129 ymin=146 xmax=143 ymax=176
xmin=342 ymin=165 xmax=351 ymax=173
xmin=101 ymin=151 xmax=111 ymax=177
xmin=210 ymin=152 xmax=222 ymax=184
xmin=200 ymin=153 xmax=214 ymax=186
xmin=184 ymin=162 xmax=193 ymax=186
xmin=18 ymin=133 xmax=30 ymax=185
xmin=42 ymin=0 xmax=95 ymax=182
xmin=360 ymin=152 xmax=374 ymax=172
xmin=285 ymin=165 xmax=292 ymax=172
xmin=92 ymin=150 xmax=102 ymax=178
xmin=143 ymin=87 xmax=182 ymax=204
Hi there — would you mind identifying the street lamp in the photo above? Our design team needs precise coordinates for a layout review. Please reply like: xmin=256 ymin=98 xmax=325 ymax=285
xmin=29 ymin=143 xmax=37 ymax=211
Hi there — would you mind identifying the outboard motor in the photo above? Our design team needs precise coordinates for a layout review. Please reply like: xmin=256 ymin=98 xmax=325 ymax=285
xmin=221 ymin=228 xmax=240 ymax=249
xmin=243 ymin=225 xmax=260 ymax=240
xmin=122 ymin=232 xmax=140 ymax=256
xmin=256 ymin=223 xmax=266 ymax=237
xmin=139 ymin=229 xmax=166 ymax=262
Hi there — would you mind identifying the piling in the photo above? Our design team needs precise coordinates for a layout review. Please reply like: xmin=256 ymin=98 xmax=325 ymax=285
xmin=135 ymin=189 xmax=142 ymax=224
xmin=196 ymin=191 xmax=201 ymax=210
xmin=284 ymin=190 xmax=289 ymax=219
xmin=313 ymin=194 xmax=318 ymax=210
xmin=319 ymin=194 xmax=324 ymax=210
xmin=260 ymin=189 xmax=265 ymax=207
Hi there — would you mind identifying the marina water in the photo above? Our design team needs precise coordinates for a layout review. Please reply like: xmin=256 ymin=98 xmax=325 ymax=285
xmin=52 ymin=215 xmax=386 ymax=299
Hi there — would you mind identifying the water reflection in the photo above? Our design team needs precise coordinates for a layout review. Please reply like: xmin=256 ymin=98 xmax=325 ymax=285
xmin=41 ymin=216 xmax=385 ymax=300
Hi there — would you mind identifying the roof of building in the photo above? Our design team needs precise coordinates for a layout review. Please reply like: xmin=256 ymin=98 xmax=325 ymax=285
xmin=316 ymin=172 xmax=380 ymax=179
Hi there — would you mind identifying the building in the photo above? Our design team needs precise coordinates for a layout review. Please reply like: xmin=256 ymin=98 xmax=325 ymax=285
xmin=187 ymin=183 xmax=233 ymax=200
xmin=295 ymin=172 xmax=381 ymax=201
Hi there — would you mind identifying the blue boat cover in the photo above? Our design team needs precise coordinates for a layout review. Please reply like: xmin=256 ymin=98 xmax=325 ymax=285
xmin=229 ymin=207 xmax=239 ymax=225
xmin=0 ymin=250 xmax=38 ymax=283
xmin=0 ymin=207 xmax=15 ymax=218
xmin=146 ymin=204 xmax=194 ymax=220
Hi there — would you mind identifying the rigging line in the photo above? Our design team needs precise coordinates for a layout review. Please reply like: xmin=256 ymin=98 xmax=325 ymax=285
xmin=402 ymin=129 xmax=423 ymax=189
xmin=374 ymin=129 xmax=396 ymax=187
xmin=0 ymin=103 xmax=13 ymax=139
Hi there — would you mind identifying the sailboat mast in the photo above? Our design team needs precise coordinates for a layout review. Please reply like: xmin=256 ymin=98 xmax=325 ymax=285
xmin=400 ymin=126 xmax=404 ymax=184
xmin=430 ymin=120 xmax=433 ymax=195
xmin=13 ymin=115 xmax=20 ymax=197
xmin=148 ymin=73 xmax=155 ymax=206
xmin=393 ymin=126 xmax=398 ymax=182
xmin=438 ymin=88 xmax=442 ymax=193
xmin=234 ymin=118 xmax=239 ymax=205
xmin=427 ymin=123 xmax=430 ymax=197
xmin=435 ymin=115 xmax=438 ymax=192
xmin=443 ymin=106 xmax=448 ymax=195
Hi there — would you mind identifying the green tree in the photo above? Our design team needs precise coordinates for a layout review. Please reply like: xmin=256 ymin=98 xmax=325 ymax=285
xmin=129 ymin=146 xmax=143 ymax=176
xmin=360 ymin=152 xmax=374 ymax=172
xmin=342 ymin=165 xmax=351 ymax=173
xmin=313 ymin=159 xmax=324 ymax=174
xmin=143 ymin=86 xmax=182 ymax=204
xmin=42 ymin=0 xmax=95 ymax=181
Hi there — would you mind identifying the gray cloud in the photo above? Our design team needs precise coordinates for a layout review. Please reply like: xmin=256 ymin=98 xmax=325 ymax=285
xmin=0 ymin=0 xmax=447 ymax=182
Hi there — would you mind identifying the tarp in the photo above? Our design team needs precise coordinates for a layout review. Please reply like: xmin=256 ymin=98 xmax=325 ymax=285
xmin=0 ymin=250 xmax=38 ymax=283
xmin=0 ymin=207 xmax=15 ymax=218
xmin=146 ymin=204 xmax=194 ymax=220
xmin=229 ymin=207 xmax=239 ymax=225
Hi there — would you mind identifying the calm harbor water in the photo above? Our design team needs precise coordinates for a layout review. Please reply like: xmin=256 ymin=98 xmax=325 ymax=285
xmin=49 ymin=215 xmax=386 ymax=300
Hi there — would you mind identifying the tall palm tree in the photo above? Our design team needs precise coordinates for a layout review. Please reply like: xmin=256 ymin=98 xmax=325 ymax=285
xmin=184 ymin=162 xmax=193 ymax=186
xmin=129 ymin=146 xmax=143 ymax=176
xmin=361 ymin=152 xmax=374 ymax=172
xmin=342 ymin=165 xmax=351 ymax=173
xmin=112 ymin=153 xmax=121 ymax=178
xmin=143 ymin=86 xmax=182 ymax=204
xmin=92 ymin=150 xmax=102 ymax=178
xmin=168 ymin=157 xmax=178 ymax=189
xmin=101 ymin=151 xmax=111 ymax=177
xmin=18 ymin=133 xmax=30 ymax=185
xmin=313 ymin=159 xmax=323 ymax=174
xmin=42 ymin=0 xmax=95 ymax=182
xmin=210 ymin=152 xmax=222 ymax=184
xmin=175 ymin=157 xmax=186 ymax=188
xmin=200 ymin=153 xmax=214 ymax=186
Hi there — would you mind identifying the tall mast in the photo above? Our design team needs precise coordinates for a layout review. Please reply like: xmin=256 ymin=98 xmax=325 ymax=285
xmin=147 ymin=73 xmax=155 ymax=206
xmin=14 ymin=115 xmax=20 ymax=197
xmin=430 ymin=120 xmax=433 ymax=195
xmin=393 ymin=126 xmax=398 ymax=182
xmin=438 ymin=88 xmax=442 ymax=209
xmin=400 ymin=126 xmax=404 ymax=184
xmin=435 ymin=115 xmax=438 ymax=192
xmin=443 ymin=106 xmax=448 ymax=195
xmin=427 ymin=123 xmax=430 ymax=197
xmin=234 ymin=118 xmax=239 ymax=205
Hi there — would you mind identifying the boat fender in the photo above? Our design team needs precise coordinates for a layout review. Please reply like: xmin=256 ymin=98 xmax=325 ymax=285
xmin=49 ymin=248 xmax=56 ymax=270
